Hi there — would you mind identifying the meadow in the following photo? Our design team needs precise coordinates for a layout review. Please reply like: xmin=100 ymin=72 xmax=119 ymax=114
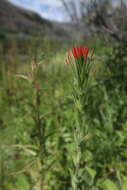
xmin=0 ymin=37 xmax=127 ymax=190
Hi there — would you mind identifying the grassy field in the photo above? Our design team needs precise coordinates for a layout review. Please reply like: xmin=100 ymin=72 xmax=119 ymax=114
xmin=0 ymin=38 xmax=127 ymax=190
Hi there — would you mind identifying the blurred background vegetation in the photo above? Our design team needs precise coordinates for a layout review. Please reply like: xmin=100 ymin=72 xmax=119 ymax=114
xmin=0 ymin=0 xmax=127 ymax=189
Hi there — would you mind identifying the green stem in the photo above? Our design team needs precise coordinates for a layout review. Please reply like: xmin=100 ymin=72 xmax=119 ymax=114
xmin=34 ymin=90 xmax=45 ymax=190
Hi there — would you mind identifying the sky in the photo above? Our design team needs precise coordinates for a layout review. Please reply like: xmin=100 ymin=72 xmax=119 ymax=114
xmin=8 ymin=0 xmax=125 ymax=22
xmin=9 ymin=0 xmax=68 ymax=22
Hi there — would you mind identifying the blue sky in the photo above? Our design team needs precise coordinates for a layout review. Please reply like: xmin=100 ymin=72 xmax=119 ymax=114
xmin=9 ymin=0 xmax=68 ymax=22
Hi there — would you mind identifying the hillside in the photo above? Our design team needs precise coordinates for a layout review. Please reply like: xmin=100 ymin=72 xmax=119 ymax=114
xmin=0 ymin=0 xmax=74 ymax=41
xmin=0 ymin=0 xmax=87 ymax=43
xmin=0 ymin=0 xmax=54 ymax=35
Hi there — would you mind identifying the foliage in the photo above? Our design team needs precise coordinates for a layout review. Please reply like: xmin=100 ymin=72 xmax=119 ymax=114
xmin=0 ymin=38 xmax=127 ymax=190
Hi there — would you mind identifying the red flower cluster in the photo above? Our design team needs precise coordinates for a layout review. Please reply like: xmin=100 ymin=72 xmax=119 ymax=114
xmin=66 ymin=46 xmax=89 ymax=64
xmin=72 ymin=46 xmax=89 ymax=58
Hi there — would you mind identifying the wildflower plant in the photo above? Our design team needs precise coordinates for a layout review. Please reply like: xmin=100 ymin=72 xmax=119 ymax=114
xmin=65 ymin=46 xmax=95 ymax=190
xmin=16 ymin=59 xmax=46 ymax=190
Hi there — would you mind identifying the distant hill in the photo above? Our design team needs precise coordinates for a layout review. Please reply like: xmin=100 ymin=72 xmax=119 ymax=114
xmin=0 ymin=0 xmax=53 ymax=35
xmin=0 ymin=0 xmax=86 ymax=42
xmin=0 ymin=0 xmax=73 ymax=40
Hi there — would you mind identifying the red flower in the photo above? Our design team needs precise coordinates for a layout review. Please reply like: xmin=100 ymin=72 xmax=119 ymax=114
xmin=69 ymin=46 xmax=89 ymax=59
xmin=65 ymin=46 xmax=91 ymax=65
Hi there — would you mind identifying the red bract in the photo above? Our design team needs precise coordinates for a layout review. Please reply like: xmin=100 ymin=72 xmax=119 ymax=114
xmin=68 ymin=49 xmax=72 ymax=59
xmin=65 ymin=46 xmax=91 ymax=65
xmin=82 ymin=46 xmax=89 ymax=58
xmin=72 ymin=47 xmax=81 ymax=58
xmin=73 ymin=46 xmax=89 ymax=58
xmin=68 ymin=46 xmax=89 ymax=59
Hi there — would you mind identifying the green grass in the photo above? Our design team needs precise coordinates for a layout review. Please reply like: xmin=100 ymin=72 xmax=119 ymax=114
xmin=0 ymin=38 xmax=127 ymax=190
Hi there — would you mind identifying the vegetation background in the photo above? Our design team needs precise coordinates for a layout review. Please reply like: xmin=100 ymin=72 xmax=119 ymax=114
xmin=0 ymin=0 xmax=127 ymax=190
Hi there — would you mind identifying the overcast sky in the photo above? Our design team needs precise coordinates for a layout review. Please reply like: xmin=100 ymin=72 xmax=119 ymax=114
xmin=9 ymin=0 xmax=68 ymax=22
